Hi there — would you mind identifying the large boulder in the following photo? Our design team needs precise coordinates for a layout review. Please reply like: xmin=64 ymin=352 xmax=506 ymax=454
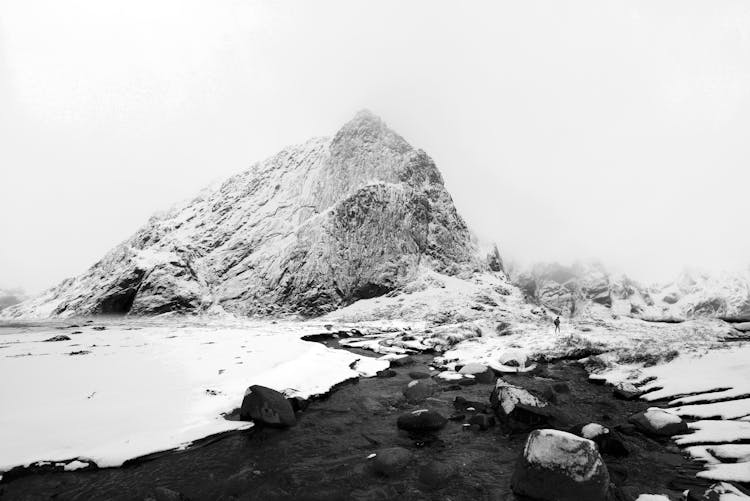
xmin=488 ymin=349 xmax=538 ymax=374
xmin=239 ymin=385 xmax=296 ymax=427
xmin=628 ymin=408 xmax=687 ymax=437
xmin=511 ymin=429 xmax=610 ymax=501
xmin=569 ymin=423 xmax=628 ymax=457
xmin=491 ymin=380 xmax=550 ymax=429
xmin=396 ymin=409 xmax=447 ymax=432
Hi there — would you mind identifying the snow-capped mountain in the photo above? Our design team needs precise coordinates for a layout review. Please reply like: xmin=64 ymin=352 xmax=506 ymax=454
xmin=0 ymin=288 xmax=26 ymax=311
xmin=3 ymin=111 xmax=494 ymax=318
xmin=514 ymin=262 xmax=750 ymax=321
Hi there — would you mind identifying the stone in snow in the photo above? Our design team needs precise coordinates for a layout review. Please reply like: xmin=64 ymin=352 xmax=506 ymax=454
xmin=685 ymin=482 xmax=750 ymax=501
xmin=43 ymin=334 xmax=71 ymax=342
xmin=458 ymin=362 xmax=495 ymax=384
xmin=239 ymin=385 xmax=296 ymax=427
xmin=613 ymin=381 xmax=643 ymax=400
xmin=511 ymin=429 xmax=610 ymax=501
xmin=629 ymin=407 xmax=687 ymax=437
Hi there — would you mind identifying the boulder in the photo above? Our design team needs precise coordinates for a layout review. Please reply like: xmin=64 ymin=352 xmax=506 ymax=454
xmin=569 ymin=423 xmax=628 ymax=458
xmin=458 ymin=363 xmax=495 ymax=384
xmin=628 ymin=408 xmax=687 ymax=437
xmin=43 ymin=334 xmax=71 ymax=342
xmin=403 ymin=379 xmax=439 ymax=403
xmin=488 ymin=349 xmax=538 ymax=373
xmin=239 ymin=385 xmax=296 ymax=427
xmin=491 ymin=380 xmax=550 ymax=427
xmin=389 ymin=356 xmax=414 ymax=367
xmin=511 ymin=429 xmax=610 ymax=501
xmin=408 ymin=371 xmax=431 ymax=380
xmin=397 ymin=409 xmax=447 ymax=432
xmin=613 ymin=381 xmax=643 ymax=400
xmin=376 ymin=368 xmax=397 ymax=378
xmin=371 ymin=447 xmax=412 ymax=477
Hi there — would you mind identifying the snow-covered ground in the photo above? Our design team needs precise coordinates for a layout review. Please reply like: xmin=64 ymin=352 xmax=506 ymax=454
xmin=0 ymin=318 xmax=387 ymax=472
xmin=599 ymin=344 xmax=750 ymax=482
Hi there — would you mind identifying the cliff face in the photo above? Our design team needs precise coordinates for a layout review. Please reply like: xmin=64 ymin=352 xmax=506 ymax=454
xmin=5 ymin=111 xmax=490 ymax=318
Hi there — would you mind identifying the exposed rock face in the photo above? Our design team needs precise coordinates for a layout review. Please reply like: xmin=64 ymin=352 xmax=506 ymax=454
xmin=4 ymin=111 xmax=492 ymax=318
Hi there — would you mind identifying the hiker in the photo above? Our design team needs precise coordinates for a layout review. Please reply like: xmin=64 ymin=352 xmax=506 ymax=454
xmin=554 ymin=316 xmax=561 ymax=334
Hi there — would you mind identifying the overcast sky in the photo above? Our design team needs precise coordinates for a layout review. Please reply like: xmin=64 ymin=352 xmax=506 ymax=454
xmin=1 ymin=0 xmax=749 ymax=293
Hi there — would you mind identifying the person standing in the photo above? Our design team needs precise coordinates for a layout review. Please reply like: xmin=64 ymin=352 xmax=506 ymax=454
xmin=554 ymin=316 xmax=561 ymax=334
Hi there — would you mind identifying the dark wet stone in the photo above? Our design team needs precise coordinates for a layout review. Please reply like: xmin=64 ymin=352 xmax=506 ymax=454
xmin=376 ymin=369 xmax=398 ymax=378
xmin=613 ymin=382 xmax=643 ymax=400
xmin=408 ymin=371 xmax=431 ymax=380
xmin=240 ymin=385 xmax=296 ymax=427
xmin=389 ymin=356 xmax=414 ymax=367
xmin=628 ymin=409 xmax=688 ymax=437
xmin=553 ymin=382 xmax=571 ymax=393
xmin=453 ymin=396 xmax=489 ymax=414
xmin=403 ymin=379 xmax=439 ymax=403
xmin=457 ymin=363 xmax=495 ymax=384
xmin=92 ymin=326 xmax=106 ymax=331
xmin=458 ymin=378 xmax=477 ymax=386
xmin=371 ymin=447 xmax=412 ymax=477
xmin=397 ymin=409 xmax=447 ymax=432
xmin=43 ymin=335 xmax=71 ymax=342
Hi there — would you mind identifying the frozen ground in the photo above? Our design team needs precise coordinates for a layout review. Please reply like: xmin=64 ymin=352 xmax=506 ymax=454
xmin=0 ymin=318 xmax=387 ymax=473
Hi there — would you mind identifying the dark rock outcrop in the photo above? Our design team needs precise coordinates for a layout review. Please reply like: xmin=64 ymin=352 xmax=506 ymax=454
xmin=239 ymin=385 xmax=296 ymax=427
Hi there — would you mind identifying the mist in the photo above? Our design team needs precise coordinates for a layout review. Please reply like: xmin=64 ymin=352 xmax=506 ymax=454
xmin=1 ymin=0 xmax=748 ymax=293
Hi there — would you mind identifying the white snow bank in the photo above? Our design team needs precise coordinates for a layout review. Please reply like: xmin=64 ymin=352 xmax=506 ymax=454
xmin=635 ymin=496 xmax=671 ymax=501
xmin=0 ymin=319 xmax=387 ymax=471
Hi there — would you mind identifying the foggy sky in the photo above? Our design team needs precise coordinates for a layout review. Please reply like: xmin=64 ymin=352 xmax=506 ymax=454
xmin=1 ymin=0 xmax=749 ymax=293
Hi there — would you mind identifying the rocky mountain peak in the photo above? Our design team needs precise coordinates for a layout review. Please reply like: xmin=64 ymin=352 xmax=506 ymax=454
xmin=3 ymin=111 xmax=494 ymax=318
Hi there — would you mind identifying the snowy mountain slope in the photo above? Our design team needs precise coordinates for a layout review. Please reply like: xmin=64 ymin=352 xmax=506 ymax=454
xmin=514 ymin=262 xmax=750 ymax=321
xmin=3 ymin=111 xmax=493 ymax=318
xmin=0 ymin=288 xmax=26 ymax=311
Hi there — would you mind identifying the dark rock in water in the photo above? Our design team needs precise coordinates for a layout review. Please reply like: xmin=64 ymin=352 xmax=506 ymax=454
xmin=390 ymin=356 xmax=414 ymax=367
xmin=44 ymin=334 xmax=71 ymax=342
xmin=468 ymin=413 xmax=495 ymax=430
xmin=613 ymin=382 xmax=643 ymax=400
xmin=552 ymin=382 xmax=571 ymax=394
xmin=458 ymin=378 xmax=477 ymax=387
xmin=511 ymin=429 xmax=610 ymax=501
xmin=448 ymin=412 xmax=466 ymax=422
xmin=457 ymin=363 xmax=495 ymax=384
xmin=418 ymin=461 xmax=455 ymax=490
xmin=240 ymin=385 xmax=296 ymax=427
xmin=628 ymin=408 xmax=687 ymax=437
xmin=376 ymin=369 xmax=398 ymax=378
xmin=371 ymin=447 xmax=412 ymax=477
xmin=403 ymin=379 xmax=439 ymax=403
xmin=397 ymin=409 xmax=447 ymax=432
xmin=491 ymin=380 xmax=552 ymax=430
xmin=152 ymin=486 xmax=185 ymax=501
xmin=568 ymin=423 xmax=628 ymax=458
xmin=408 ymin=371 xmax=431 ymax=380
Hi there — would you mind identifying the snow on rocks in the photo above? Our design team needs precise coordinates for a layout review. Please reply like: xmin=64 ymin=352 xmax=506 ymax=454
xmin=685 ymin=482 xmax=750 ymax=500
xmin=457 ymin=362 xmax=495 ymax=384
xmin=488 ymin=349 xmax=538 ymax=373
xmin=628 ymin=408 xmax=688 ymax=437
xmin=511 ymin=429 xmax=610 ymax=501
xmin=491 ymin=380 xmax=548 ymax=416
xmin=634 ymin=495 xmax=671 ymax=501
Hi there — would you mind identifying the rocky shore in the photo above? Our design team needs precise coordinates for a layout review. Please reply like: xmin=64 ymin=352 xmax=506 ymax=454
xmin=2 ymin=331 xmax=746 ymax=501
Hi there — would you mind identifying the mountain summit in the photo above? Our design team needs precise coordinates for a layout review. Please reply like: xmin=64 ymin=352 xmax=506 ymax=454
xmin=7 ymin=111 xmax=493 ymax=318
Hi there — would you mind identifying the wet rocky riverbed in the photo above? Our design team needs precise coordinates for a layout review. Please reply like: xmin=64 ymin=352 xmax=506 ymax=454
xmin=0 ymin=339 xmax=713 ymax=501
